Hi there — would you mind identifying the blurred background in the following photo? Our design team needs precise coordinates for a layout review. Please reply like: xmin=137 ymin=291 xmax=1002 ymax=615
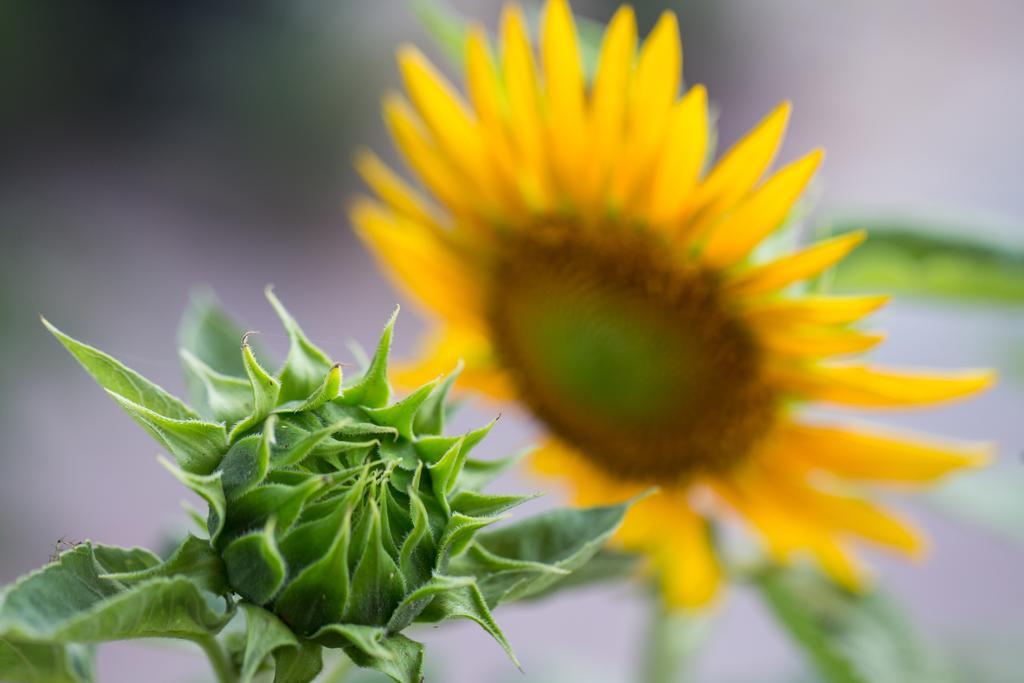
xmin=1 ymin=0 xmax=1022 ymax=681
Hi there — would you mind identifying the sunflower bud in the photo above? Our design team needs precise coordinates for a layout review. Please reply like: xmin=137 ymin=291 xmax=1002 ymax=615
xmin=39 ymin=288 xmax=636 ymax=682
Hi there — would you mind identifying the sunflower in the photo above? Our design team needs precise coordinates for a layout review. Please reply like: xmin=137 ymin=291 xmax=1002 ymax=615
xmin=351 ymin=0 xmax=993 ymax=606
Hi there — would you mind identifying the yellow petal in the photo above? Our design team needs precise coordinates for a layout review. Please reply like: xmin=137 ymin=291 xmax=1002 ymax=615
xmin=383 ymin=93 xmax=474 ymax=218
xmin=582 ymin=5 xmax=637 ymax=208
xmin=726 ymin=230 xmax=866 ymax=297
xmin=530 ymin=438 xmax=645 ymax=507
xmin=778 ymin=422 xmax=991 ymax=483
xmin=646 ymin=85 xmax=709 ymax=226
xmin=352 ymin=201 xmax=483 ymax=330
xmin=687 ymin=101 xmax=791 ymax=229
xmin=397 ymin=46 xmax=502 ymax=205
xmin=353 ymin=149 xmax=444 ymax=232
xmin=395 ymin=327 xmax=516 ymax=399
xmin=654 ymin=503 xmax=722 ymax=607
xmin=739 ymin=295 xmax=890 ymax=327
xmin=542 ymin=0 xmax=586 ymax=195
xmin=762 ymin=472 xmax=923 ymax=555
xmin=701 ymin=149 xmax=824 ymax=266
xmin=757 ymin=325 xmax=885 ymax=358
xmin=609 ymin=11 xmax=682 ymax=210
xmin=501 ymin=4 xmax=551 ymax=210
xmin=776 ymin=363 xmax=996 ymax=407
xmin=465 ymin=27 xmax=521 ymax=206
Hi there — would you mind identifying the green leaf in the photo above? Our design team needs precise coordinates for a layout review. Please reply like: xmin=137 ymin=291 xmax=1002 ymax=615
xmin=43 ymin=318 xmax=198 ymax=421
xmin=828 ymin=224 xmax=1024 ymax=305
xmin=238 ymin=604 xmax=298 ymax=683
xmin=0 ymin=544 xmax=233 ymax=647
xmin=180 ymin=349 xmax=253 ymax=423
xmin=273 ymin=641 xmax=323 ymax=683
xmin=455 ymin=501 xmax=632 ymax=605
xmin=341 ymin=308 xmax=397 ymax=409
xmin=222 ymin=521 xmax=287 ymax=605
xmin=0 ymin=640 xmax=93 ymax=683
xmin=522 ymin=549 xmax=641 ymax=601
xmin=755 ymin=566 xmax=953 ymax=683
xmin=928 ymin=466 xmax=1024 ymax=544
xmin=178 ymin=287 xmax=250 ymax=378
xmin=450 ymin=491 xmax=539 ymax=518
xmin=99 ymin=534 xmax=227 ymax=596
xmin=408 ymin=0 xmax=604 ymax=80
xmin=265 ymin=287 xmax=334 ymax=402
xmin=107 ymin=391 xmax=227 ymax=474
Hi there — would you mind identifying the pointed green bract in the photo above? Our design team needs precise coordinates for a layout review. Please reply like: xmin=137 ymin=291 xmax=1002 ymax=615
xmin=31 ymin=290 xmax=637 ymax=683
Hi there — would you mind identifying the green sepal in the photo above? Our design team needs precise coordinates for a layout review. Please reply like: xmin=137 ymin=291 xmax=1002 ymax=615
xmin=159 ymin=457 xmax=226 ymax=543
xmin=311 ymin=623 xmax=391 ymax=660
xmin=399 ymin=481 xmax=437 ymax=588
xmin=439 ymin=513 xmax=506 ymax=562
xmin=412 ymin=361 xmax=462 ymax=436
xmin=275 ymin=364 xmax=342 ymax=414
xmin=274 ymin=507 xmax=352 ymax=636
xmin=273 ymin=641 xmax=323 ymax=683
xmin=450 ymin=490 xmax=540 ymax=518
xmin=43 ymin=318 xmax=197 ymax=421
xmin=340 ymin=307 xmax=397 ymax=409
xmin=366 ymin=378 xmax=438 ymax=441
xmin=222 ymin=520 xmax=287 ymax=605
xmin=456 ymin=501 xmax=632 ymax=606
xmin=266 ymin=286 xmax=334 ymax=402
xmin=427 ymin=438 xmax=464 ymax=516
xmin=99 ymin=534 xmax=227 ymax=595
xmin=385 ymin=574 xmax=473 ymax=634
xmin=224 ymin=476 xmax=326 ymax=539
xmin=0 ymin=544 xmax=234 ymax=645
xmin=415 ymin=575 xmax=519 ymax=669
xmin=333 ymin=630 xmax=424 ymax=683
xmin=219 ymin=423 xmax=274 ymax=501
xmin=237 ymin=604 xmax=299 ymax=683
xmin=270 ymin=418 xmax=353 ymax=468
xmin=342 ymin=502 xmax=406 ymax=626
xmin=459 ymin=448 xmax=531 ymax=492
xmin=106 ymin=390 xmax=226 ymax=475
xmin=179 ymin=348 xmax=253 ymax=423
xmin=414 ymin=418 xmax=493 ymax=465
xmin=229 ymin=338 xmax=282 ymax=441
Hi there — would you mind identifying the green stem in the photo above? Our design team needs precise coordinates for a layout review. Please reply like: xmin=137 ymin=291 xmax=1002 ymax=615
xmin=641 ymin=595 xmax=707 ymax=683
xmin=197 ymin=635 xmax=237 ymax=683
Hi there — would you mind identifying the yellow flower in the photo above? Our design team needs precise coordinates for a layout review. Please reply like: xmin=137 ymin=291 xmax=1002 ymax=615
xmin=352 ymin=0 xmax=994 ymax=606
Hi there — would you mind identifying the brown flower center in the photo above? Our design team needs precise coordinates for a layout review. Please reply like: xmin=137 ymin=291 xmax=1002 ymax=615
xmin=487 ymin=222 xmax=777 ymax=482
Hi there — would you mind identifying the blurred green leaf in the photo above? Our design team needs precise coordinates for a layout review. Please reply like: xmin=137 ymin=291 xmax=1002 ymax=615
xmin=0 ymin=640 xmax=93 ymax=683
xmin=929 ymin=467 xmax=1024 ymax=544
xmin=524 ymin=548 xmax=641 ymax=601
xmin=178 ymin=288 xmax=251 ymax=379
xmin=641 ymin=604 xmax=710 ymax=683
xmin=408 ymin=0 xmax=605 ymax=79
xmin=828 ymin=224 xmax=1024 ymax=305
xmin=756 ymin=566 xmax=953 ymax=683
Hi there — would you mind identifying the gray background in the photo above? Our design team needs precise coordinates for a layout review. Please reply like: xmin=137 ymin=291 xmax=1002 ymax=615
xmin=1 ymin=1 xmax=1022 ymax=681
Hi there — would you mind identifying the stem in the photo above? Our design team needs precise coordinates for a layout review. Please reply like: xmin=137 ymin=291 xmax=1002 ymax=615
xmin=641 ymin=595 xmax=707 ymax=683
xmin=197 ymin=635 xmax=237 ymax=683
